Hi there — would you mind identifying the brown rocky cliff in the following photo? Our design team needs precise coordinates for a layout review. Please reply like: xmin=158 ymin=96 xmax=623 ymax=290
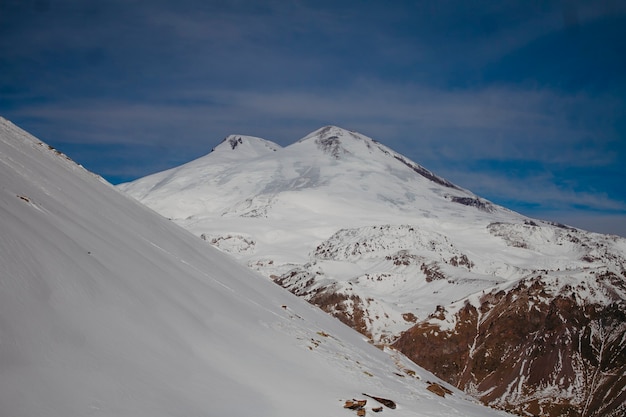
xmin=393 ymin=274 xmax=626 ymax=417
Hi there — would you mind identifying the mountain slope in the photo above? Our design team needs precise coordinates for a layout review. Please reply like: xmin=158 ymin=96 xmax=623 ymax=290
xmin=119 ymin=125 xmax=520 ymax=270
xmin=119 ymin=125 xmax=626 ymax=417
xmin=0 ymin=117 xmax=512 ymax=417
xmin=394 ymin=243 xmax=626 ymax=417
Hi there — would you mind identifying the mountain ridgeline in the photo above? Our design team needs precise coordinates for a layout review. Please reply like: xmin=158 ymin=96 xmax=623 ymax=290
xmin=120 ymin=125 xmax=626 ymax=417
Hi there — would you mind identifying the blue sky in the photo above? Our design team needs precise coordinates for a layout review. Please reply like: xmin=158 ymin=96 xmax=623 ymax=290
xmin=2 ymin=0 xmax=625 ymax=236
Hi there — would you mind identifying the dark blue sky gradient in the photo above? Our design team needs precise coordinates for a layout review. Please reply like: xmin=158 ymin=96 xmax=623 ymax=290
xmin=1 ymin=0 xmax=625 ymax=236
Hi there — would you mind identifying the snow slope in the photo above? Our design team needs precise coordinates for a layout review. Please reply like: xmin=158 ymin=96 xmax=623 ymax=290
xmin=0 ymin=118 xmax=515 ymax=416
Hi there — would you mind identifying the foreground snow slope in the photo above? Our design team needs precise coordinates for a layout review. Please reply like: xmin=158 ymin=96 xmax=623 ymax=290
xmin=0 ymin=118 xmax=515 ymax=416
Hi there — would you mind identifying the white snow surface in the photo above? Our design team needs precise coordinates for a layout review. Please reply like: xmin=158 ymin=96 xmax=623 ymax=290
xmin=119 ymin=125 xmax=626 ymax=344
xmin=0 ymin=118 xmax=516 ymax=416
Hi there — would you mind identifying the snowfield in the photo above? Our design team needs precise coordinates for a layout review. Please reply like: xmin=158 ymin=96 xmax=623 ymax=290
xmin=0 ymin=118 xmax=517 ymax=416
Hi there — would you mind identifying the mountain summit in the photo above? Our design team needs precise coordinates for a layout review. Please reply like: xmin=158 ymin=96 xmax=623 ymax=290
xmin=119 ymin=125 xmax=502 ymax=232
xmin=296 ymin=125 xmax=459 ymax=189
xmin=295 ymin=125 xmax=378 ymax=159
xmin=120 ymin=126 xmax=626 ymax=417
xmin=210 ymin=134 xmax=281 ymax=159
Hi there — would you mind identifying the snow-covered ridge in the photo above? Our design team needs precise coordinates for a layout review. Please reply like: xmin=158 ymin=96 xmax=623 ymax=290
xmin=297 ymin=126 xmax=459 ymax=189
xmin=210 ymin=134 xmax=281 ymax=158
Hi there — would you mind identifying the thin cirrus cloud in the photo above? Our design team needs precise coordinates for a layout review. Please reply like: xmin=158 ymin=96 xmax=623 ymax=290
xmin=1 ymin=0 xmax=625 ymax=236
xmin=441 ymin=167 xmax=626 ymax=212
xmin=14 ymin=82 xmax=624 ymax=230
xmin=443 ymin=167 xmax=626 ymax=238
xmin=15 ymin=82 xmax=618 ymax=159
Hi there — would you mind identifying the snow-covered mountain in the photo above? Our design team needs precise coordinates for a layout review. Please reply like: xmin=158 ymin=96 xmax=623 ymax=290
xmin=0 ymin=117 xmax=515 ymax=417
xmin=119 ymin=125 xmax=626 ymax=417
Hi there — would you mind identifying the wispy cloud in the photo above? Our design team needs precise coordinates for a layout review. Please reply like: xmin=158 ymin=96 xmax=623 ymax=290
xmin=13 ymin=80 xmax=623 ymax=217
xmin=2 ymin=0 xmax=624 ymax=235
xmin=14 ymin=80 xmax=620 ymax=156
xmin=438 ymin=166 xmax=626 ymax=211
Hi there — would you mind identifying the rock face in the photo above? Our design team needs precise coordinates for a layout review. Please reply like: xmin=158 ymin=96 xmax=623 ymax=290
xmin=394 ymin=272 xmax=626 ymax=417
xmin=119 ymin=125 xmax=626 ymax=417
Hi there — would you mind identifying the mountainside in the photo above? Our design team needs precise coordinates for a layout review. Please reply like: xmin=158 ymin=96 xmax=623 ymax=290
xmin=0 ymin=117 xmax=513 ymax=417
xmin=119 ymin=125 xmax=626 ymax=416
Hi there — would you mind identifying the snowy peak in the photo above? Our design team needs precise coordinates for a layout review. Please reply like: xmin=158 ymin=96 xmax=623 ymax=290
xmin=294 ymin=125 xmax=460 ymax=190
xmin=116 ymin=134 xmax=281 ymax=202
xmin=120 ymin=125 xmax=519 ymax=247
xmin=296 ymin=125 xmax=377 ymax=160
xmin=298 ymin=125 xmax=363 ymax=142
xmin=210 ymin=134 xmax=281 ymax=159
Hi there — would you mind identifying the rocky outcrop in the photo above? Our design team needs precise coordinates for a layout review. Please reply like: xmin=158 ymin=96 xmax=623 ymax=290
xmin=393 ymin=273 xmax=626 ymax=417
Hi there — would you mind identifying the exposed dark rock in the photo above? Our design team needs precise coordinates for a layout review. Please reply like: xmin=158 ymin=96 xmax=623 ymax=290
xmin=426 ymin=382 xmax=453 ymax=397
xmin=315 ymin=135 xmax=346 ymax=159
xmin=449 ymin=196 xmax=495 ymax=212
xmin=228 ymin=136 xmax=243 ymax=149
xmin=309 ymin=291 xmax=371 ymax=339
xmin=421 ymin=262 xmax=446 ymax=282
xmin=392 ymin=155 xmax=459 ymax=189
xmin=362 ymin=393 xmax=396 ymax=409
xmin=393 ymin=275 xmax=626 ymax=417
